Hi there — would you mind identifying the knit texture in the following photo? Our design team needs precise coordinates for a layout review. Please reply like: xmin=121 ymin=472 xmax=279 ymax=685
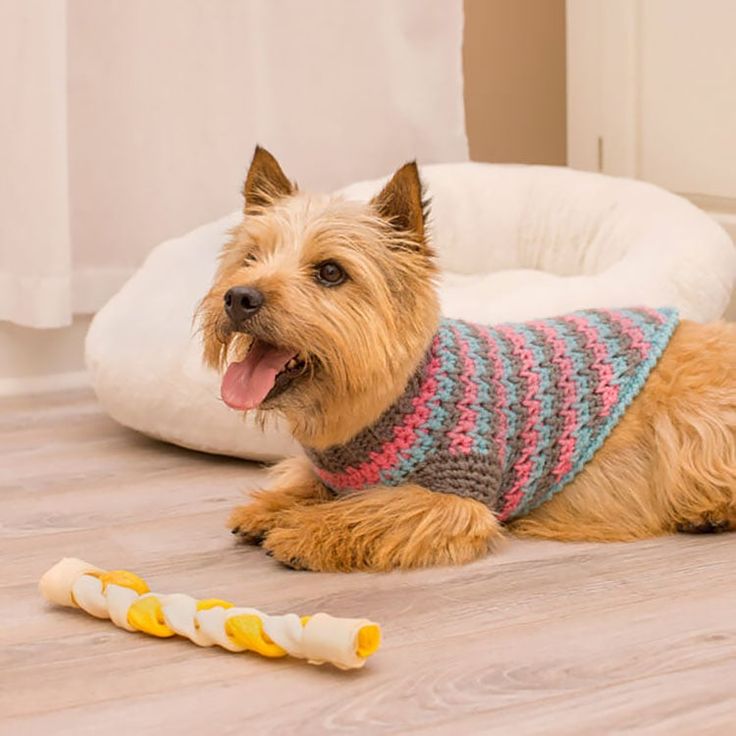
xmin=305 ymin=308 xmax=679 ymax=522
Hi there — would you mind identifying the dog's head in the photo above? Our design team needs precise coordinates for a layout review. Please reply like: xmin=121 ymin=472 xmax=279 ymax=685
xmin=198 ymin=146 xmax=440 ymax=446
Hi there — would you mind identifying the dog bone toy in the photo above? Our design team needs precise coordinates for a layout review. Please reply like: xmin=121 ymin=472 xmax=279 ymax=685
xmin=39 ymin=557 xmax=381 ymax=670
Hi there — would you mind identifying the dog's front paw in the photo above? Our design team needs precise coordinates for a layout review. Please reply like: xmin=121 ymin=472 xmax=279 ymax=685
xmin=228 ymin=499 xmax=278 ymax=545
xmin=262 ymin=518 xmax=356 ymax=572
xmin=261 ymin=525 xmax=319 ymax=571
xmin=228 ymin=481 xmax=331 ymax=546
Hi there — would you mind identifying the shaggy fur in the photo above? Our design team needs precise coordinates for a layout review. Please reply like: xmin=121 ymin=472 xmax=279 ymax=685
xmin=200 ymin=146 xmax=736 ymax=572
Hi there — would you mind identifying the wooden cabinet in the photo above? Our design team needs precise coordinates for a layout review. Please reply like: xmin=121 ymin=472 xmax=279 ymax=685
xmin=567 ymin=0 xmax=736 ymax=241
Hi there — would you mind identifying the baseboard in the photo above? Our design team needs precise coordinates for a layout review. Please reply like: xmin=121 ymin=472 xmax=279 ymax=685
xmin=0 ymin=370 xmax=91 ymax=398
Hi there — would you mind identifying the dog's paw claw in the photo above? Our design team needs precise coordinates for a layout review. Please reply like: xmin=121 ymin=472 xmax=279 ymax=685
xmin=231 ymin=527 xmax=266 ymax=546
xmin=677 ymin=518 xmax=731 ymax=534
xmin=281 ymin=557 xmax=306 ymax=570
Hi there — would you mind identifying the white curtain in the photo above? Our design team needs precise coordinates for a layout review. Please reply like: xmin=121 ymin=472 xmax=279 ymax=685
xmin=0 ymin=0 xmax=72 ymax=327
xmin=0 ymin=0 xmax=468 ymax=328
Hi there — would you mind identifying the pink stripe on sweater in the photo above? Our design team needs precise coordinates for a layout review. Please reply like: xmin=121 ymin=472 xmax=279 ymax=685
xmin=638 ymin=306 xmax=666 ymax=324
xmin=447 ymin=326 xmax=479 ymax=455
xmin=563 ymin=315 xmax=618 ymax=418
xmin=495 ymin=326 xmax=541 ymax=521
xmin=313 ymin=338 xmax=442 ymax=490
xmin=475 ymin=327 xmax=508 ymax=466
xmin=532 ymin=321 xmax=578 ymax=480
xmin=607 ymin=310 xmax=651 ymax=359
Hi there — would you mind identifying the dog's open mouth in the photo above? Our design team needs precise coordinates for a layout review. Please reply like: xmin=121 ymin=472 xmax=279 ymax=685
xmin=221 ymin=339 xmax=307 ymax=410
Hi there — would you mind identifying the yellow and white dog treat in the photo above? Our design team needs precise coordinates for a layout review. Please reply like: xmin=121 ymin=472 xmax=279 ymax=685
xmin=39 ymin=558 xmax=381 ymax=670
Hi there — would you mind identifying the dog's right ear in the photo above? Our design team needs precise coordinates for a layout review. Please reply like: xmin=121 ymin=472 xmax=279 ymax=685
xmin=243 ymin=145 xmax=295 ymax=213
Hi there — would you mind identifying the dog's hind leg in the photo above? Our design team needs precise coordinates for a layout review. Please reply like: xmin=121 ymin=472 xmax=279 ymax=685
xmin=639 ymin=320 xmax=736 ymax=535
xmin=511 ymin=320 xmax=736 ymax=542
xmin=262 ymin=485 xmax=502 ymax=572
xmin=647 ymin=321 xmax=736 ymax=534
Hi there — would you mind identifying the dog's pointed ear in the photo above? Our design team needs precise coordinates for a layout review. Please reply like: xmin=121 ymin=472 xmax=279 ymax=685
xmin=243 ymin=145 xmax=295 ymax=213
xmin=370 ymin=161 xmax=428 ymax=244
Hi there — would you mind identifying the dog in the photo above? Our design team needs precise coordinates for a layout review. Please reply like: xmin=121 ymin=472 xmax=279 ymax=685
xmin=198 ymin=146 xmax=736 ymax=572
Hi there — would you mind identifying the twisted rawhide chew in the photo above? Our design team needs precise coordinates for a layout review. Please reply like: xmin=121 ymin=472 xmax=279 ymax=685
xmin=39 ymin=558 xmax=381 ymax=670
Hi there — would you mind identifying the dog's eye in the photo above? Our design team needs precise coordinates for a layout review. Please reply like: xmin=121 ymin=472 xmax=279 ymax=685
xmin=243 ymin=252 xmax=258 ymax=265
xmin=315 ymin=261 xmax=347 ymax=287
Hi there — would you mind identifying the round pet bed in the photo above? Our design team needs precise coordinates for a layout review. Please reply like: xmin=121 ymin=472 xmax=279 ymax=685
xmin=86 ymin=163 xmax=736 ymax=460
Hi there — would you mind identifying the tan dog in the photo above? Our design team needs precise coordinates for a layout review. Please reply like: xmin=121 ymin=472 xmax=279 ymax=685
xmin=198 ymin=147 xmax=736 ymax=572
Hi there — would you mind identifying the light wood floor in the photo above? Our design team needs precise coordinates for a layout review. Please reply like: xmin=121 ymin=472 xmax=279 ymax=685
xmin=1 ymin=390 xmax=735 ymax=735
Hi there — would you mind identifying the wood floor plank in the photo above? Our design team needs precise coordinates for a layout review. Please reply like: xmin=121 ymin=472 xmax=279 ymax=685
xmin=1 ymin=390 xmax=734 ymax=735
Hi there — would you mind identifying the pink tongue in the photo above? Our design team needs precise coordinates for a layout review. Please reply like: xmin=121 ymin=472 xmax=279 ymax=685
xmin=221 ymin=341 xmax=296 ymax=410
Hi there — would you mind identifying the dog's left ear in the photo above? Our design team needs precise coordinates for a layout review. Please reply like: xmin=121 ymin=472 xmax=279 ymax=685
xmin=371 ymin=161 xmax=428 ymax=245
xmin=243 ymin=145 xmax=295 ymax=213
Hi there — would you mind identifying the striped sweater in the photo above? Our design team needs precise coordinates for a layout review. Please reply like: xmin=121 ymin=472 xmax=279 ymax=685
xmin=305 ymin=308 xmax=679 ymax=522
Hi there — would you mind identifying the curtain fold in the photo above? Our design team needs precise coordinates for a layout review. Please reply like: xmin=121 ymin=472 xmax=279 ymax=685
xmin=1 ymin=0 xmax=468 ymax=329
xmin=0 ymin=0 xmax=72 ymax=327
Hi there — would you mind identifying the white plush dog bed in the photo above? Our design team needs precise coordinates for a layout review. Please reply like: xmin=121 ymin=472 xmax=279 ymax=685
xmin=86 ymin=163 xmax=736 ymax=461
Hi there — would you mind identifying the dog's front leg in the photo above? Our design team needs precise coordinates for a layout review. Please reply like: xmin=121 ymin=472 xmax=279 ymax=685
xmin=262 ymin=485 xmax=503 ymax=572
xmin=229 ymin=456 xmax=332 ymax=543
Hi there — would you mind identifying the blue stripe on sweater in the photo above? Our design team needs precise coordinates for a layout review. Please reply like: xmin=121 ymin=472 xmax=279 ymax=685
xmin=454 ymin=320 xmax=491 ymax=456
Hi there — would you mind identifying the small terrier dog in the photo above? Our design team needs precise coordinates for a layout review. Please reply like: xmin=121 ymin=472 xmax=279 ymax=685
xmin=199 ymin=146 xmax=736 ymax=572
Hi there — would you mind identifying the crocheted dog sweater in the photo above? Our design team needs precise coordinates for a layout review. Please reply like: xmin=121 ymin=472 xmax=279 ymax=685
xmin=305 ymin=307 xmax=679 ymax=522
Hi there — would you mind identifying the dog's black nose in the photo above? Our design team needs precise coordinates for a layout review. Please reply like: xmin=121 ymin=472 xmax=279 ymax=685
xmin=224 ymin=286 xmax=265 ymax=324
